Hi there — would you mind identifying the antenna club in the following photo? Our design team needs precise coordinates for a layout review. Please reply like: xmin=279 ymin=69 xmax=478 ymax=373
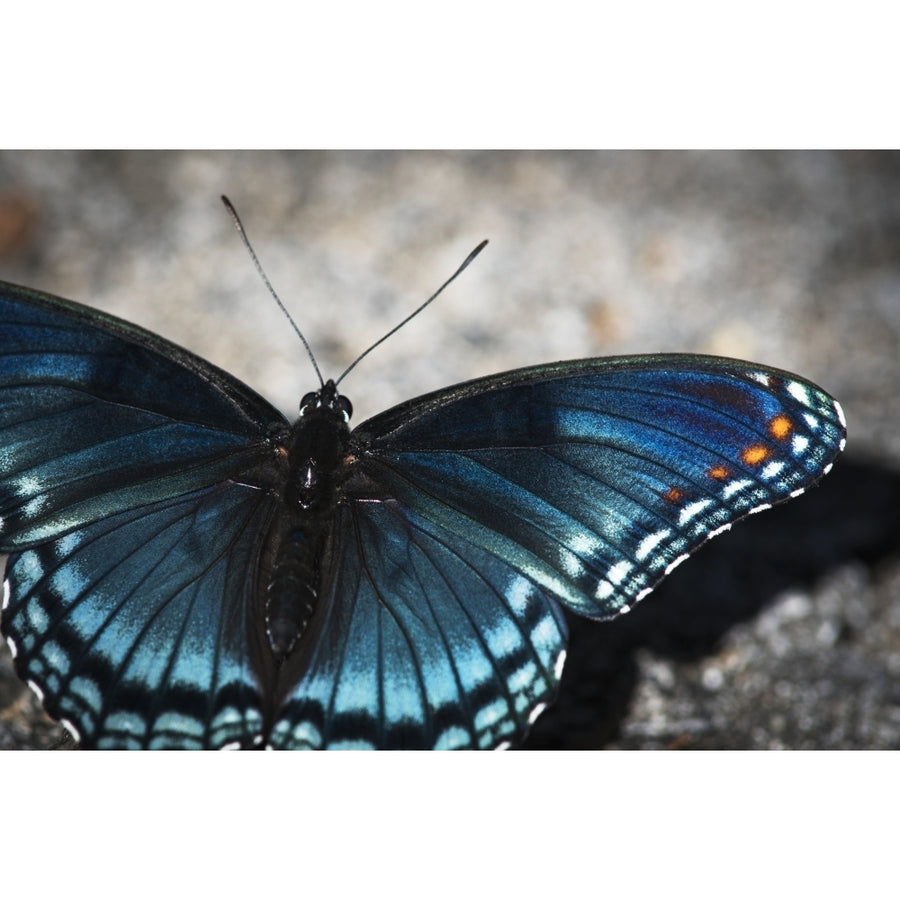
xmin=335 ymin=238 xmax=490 ymax=387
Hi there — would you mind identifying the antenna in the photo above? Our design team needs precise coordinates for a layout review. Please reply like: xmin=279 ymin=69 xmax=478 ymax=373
xmin=223 ymin=196 xmax=488 ymax=392
xmin=335 ymin=238 xmax=488 ymax=387
xmin=221 ymin=195 xmax=324 ymax=388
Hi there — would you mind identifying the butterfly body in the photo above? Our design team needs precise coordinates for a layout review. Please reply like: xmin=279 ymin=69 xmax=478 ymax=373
xmin=0 ymin=279 xmax=846 ymax=749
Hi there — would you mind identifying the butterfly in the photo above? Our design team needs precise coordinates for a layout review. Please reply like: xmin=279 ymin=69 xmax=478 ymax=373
xmin=0 ymin=226 xmax=846 ymax=750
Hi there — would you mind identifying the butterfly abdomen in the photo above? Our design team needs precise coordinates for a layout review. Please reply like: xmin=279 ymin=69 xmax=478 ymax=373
xmin=266 ymin=528 xmax=322 ymax=660
xmin=266 ymin=393 xmax=352 ymax=661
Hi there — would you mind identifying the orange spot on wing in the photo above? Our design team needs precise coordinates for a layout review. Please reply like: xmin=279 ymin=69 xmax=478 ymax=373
xmin=769 ymin=414 xmax=793 ymax=441
xmin=741 ymin=444 xmax=770 ymax=465
xmin=708 ymin=465 xmax=729 ymax=480
xmin=663 ymin=487 xmax=684 ymax=503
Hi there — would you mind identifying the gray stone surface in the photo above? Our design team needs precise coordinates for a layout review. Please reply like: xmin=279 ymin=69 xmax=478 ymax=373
xmin=0 ymin=150 xmax=896 ymax=749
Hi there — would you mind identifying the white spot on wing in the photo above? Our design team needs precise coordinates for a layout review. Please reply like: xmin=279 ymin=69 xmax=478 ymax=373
xmin=42 ymin=640 xmax=69 ymax=672
xmin=27 ymin=679 xmax=44 ymax=702
xmin=506 ymin=576 xmax=533 ymax=616
xmin=57 ymin=532 xmax=82 ymax=556
xmin=554 ymin=649 xmax=567 ymax=680
xmin=723 ymin=479 xmax=752 ymax=499
xmin=679 ymin=499 xmax=713 ymax=525
xmin=787 ymin=381 xmax=810 ymax=405
xmin=528 ymin=702 xmax=548 ymax=725
xmin=607 ymin=560 xmax=632 ymax=585
xmin=2 ymin=578 xmax=9 ymax=611
xmin=792 ymin=434 xmax=809 ymax=455
xmin=485 ymin=619 xmax=522 ymax=659
xmin=834 ymin=400 xmax=846 ymax=428
xmin=530 ymin=616 xmax=559 ymax=650
xmin=570 ymin=531 xmax=600 ymax=557
xmin=457 ymin=645 xmax=493 ymax=691
xmin=636 ymin=529 xmax=671 ymax=561
xmin=286 ymin=721 xmax=322 ymax=748
xmin=761 ymin=461 xmax=785 ymax=480
xmin=61 ymin=719 xmax=81 ymax=742
xmin=665 ymin=554 xmax=689 ymax=575
xmin=23 ymin=496 xmax=47 ymax=517
xmin=508 ymin=661 xmax=538 ymax=693
xmin=561 ymin=549 xmax=585 ymax=578
xmin=14 ymin=475 xmax=42 ymax=498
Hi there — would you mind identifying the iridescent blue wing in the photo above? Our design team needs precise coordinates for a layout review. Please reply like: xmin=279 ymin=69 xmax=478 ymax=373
xmin=0 ymin=281 xmax=286 ymax=747
xmin=3 ymin=485 xmax=277 ymax=748
xmin=269 ymin=500 xmax=568 ymax=749
xmin=350 ymin=356 xmax=846 ymax=621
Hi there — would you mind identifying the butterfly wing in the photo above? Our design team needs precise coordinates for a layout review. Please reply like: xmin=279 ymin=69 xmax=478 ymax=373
xmin=0 ymin=281 xmax=287 ymax=747
xmin=351 ymin=355 xmax=846 ymax=620
xmin=0 ymin=281 xmax=286 ymax=547
xmin=269 ymin=355 xmax=844 ymax=748
xmin=4 ymin=484 xmax=278 ymax=747
xmin=269 ymin=499 xmax=568 ymax=749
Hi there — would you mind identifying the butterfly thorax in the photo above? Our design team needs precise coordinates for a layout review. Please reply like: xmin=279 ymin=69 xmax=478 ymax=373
xmin=265 ymin=382 xmax=353 ymax=661
xmin=284 ymin=387 xmax=352 ymax=512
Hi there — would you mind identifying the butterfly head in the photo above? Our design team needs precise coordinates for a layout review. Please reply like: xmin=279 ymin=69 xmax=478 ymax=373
xmin=299 ymin=379 xmax=353 ymax=423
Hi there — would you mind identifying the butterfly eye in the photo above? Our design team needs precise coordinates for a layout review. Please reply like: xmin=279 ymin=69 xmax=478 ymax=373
xmin=299 ymin=392 xmax=319 ymax=415
xmin=337 ymin=395 xmax=353 ymax=421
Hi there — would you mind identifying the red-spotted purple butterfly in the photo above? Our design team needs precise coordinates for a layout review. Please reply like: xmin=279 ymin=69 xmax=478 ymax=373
xmin=0 ymin=205 xmax=846 ymax=749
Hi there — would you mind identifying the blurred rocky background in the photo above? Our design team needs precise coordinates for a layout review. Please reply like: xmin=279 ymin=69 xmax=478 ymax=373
xmin=1 ymin=150 xmax=897 ymax=749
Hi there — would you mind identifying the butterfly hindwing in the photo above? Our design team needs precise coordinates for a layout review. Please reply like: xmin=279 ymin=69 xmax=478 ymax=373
xmin=269 ymin=500 xmax=568 ymax=749
xmin=3 ymin=483 xmax=277 ymax=748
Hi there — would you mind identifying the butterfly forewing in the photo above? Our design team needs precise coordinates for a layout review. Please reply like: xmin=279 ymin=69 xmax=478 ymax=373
xmin=0 ymin=282 xmax=287 ymax=548
xmin=351 ymin=356 xmax=846 ymax=621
